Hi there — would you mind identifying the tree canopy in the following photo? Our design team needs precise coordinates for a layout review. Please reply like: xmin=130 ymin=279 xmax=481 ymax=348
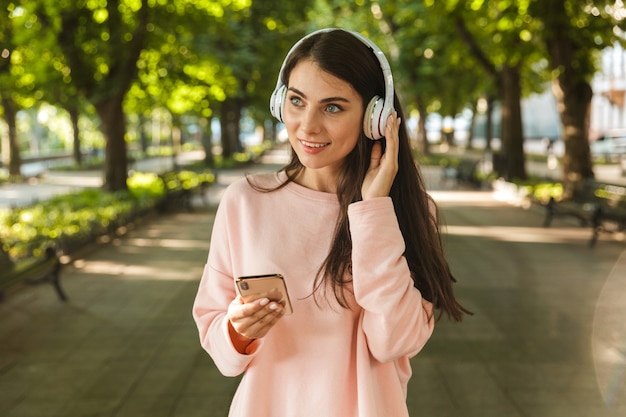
xmin=1 ymin=0 xmax=625 ymax=189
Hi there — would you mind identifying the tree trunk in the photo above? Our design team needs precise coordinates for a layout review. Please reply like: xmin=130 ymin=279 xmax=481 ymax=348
xmin=452 ymin=14 xmax=525 ymax=177
xmin=552 ymin=79 xmax=594 ymax=188
xmin=138 ymin=113 xmax=149 ymax=154
xmin=537 ymin=0 xmax=595 ymax=195
xmin=220 ymin=98 xmax=242 ymax=159
xmin=1 ymin=97 xmax=21 ymax=177
xmin=94 ymin=95 xmax=128 ymax=192
xmin=268 ymin=120 xmax=278 ymax=143
xmin=67 ymin=105 xmax=82 ymax=166
xmin=416 ymin=96 xmax=429 ymax=156
xmin=467 ymin=103 xmax=476 ymax=150
xmin=485 ymin=95 xmax=495 ymax=151
xmin=500 ymin=65 xmax=526 ymax=180
xmin=200 ymin=117 xmax=214 ymax=168
xmin=171 ymin=118 xmax=181 ymax=170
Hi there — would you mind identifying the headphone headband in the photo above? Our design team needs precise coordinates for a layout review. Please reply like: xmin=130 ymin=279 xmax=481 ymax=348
xmin=269 ymin=28 xmax=395 ymax=140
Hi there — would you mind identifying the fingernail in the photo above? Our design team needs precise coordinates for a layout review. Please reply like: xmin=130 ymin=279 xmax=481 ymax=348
xmin=269 ymin=303 xmax=283 ymax=313
xmin=259 ymin=298 xmax=269 ymax=306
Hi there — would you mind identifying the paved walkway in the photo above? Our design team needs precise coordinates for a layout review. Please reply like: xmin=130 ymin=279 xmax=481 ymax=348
xmin=0 ymin=151 xmax=625 ymax=417
xmin=0 ymin=151 xmax=207 ymax=209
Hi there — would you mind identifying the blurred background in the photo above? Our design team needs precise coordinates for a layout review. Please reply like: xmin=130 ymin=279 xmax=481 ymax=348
xmin=1 ymin=1 xmax=626 ymax=417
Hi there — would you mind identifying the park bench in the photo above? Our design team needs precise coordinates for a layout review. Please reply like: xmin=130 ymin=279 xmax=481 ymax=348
xmin=441 ymin=158 xmax=482 ymax=188
xmin=0 ymin=246 xmax=65 ymax=301
xmin=542 ymin=179 xmax=626 ymax=246
xmin=590 ymin=182 xmax=626 ymax=246
xmin=157 ymin=170 xmax=193 ymax=212
xmin=156 ymin=170 xmax=213 ymax=212
xmin=456 ymin=158 xmax=482 ymax=187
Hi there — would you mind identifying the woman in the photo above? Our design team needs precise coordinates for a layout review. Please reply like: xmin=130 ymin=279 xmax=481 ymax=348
xmin=193 ymin=28 xmax=469 ymax=417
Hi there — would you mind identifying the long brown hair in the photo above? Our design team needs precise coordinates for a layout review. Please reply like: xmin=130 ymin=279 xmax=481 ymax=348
xmin=253 ymin=29 xmax=470 ymax=322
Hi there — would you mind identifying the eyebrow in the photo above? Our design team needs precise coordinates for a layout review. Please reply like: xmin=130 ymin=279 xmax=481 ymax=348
xmin=287 ymin=87 xmax=352 ymax=104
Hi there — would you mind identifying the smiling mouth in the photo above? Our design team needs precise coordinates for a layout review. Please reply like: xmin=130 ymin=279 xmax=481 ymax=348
xmin=300 ymin=140 xmax=330 ymax=149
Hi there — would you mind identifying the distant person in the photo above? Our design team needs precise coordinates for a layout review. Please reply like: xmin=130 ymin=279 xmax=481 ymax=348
xmin=193 ymin=28 xmax=470 ymax=417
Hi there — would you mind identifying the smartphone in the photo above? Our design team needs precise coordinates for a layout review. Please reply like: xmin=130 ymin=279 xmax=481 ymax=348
xmin=236 ymin=274 xmax=293 ymax=315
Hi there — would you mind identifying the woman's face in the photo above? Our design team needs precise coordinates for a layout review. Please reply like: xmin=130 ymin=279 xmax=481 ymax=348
xmin=282 ymin=59 xmax=363 ymax=191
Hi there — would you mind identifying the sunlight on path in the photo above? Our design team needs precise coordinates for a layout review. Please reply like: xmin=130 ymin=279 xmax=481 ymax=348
xmin=593 ymin=249 xmax=626 ymax=407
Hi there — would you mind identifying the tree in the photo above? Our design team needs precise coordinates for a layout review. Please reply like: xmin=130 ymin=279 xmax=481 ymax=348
xmin=32 ymin=0 xmax=257 ymax=191
xmin=531 ymin=0 xmax=626 ymax=191
xmin=422 ymin=0 xmax=626 ymax=185
xmin=8 ymin=0 xmax=620 ymax=192
xmin=307 ymin=1 xmax=496 ymax=157
xmin=1 ymin=2 xmax=25 ymax=177
xmin=211 ymin=0 xmax=313 ymax=158
xmin=18 ymin=0 xmax=89 ymax=166
xmin=124 ymin=9 xmax=238 ymax=167
xmin=383 ymin=0 xmax=491 ymax=155
xmin=442 ymin=0 xmax=549 ymax=181
xmin=50 ymin=0 xmax=149 ymax=191
xmin=127 ymin=0 xmax=313 ymax=164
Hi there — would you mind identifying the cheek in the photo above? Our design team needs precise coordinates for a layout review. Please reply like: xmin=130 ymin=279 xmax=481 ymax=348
xmin=282 ymin=110 xmax=298 ymax=132
xmin=337 ymin=120 xmax=362 ymax=149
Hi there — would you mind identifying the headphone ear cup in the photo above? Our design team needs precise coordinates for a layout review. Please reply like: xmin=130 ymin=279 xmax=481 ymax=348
xmin=364 ymin=96 xmax=386 ymax=140
xmin=270 ymin=85 xmax=287 ymax=122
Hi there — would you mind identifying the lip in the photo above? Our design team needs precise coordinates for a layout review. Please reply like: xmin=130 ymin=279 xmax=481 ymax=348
xmin=299 ymin=139 xmax=330 ymax=154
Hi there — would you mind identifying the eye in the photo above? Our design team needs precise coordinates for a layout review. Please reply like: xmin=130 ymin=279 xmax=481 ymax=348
xmin=326 ymin=103 xmax=342 ymax=113
xmin=289 ymin=95 xmax=303 ymax=107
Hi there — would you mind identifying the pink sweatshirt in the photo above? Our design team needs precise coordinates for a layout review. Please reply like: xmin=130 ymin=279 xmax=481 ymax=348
xmin=192 ymin=172 xmax=434 ymax=417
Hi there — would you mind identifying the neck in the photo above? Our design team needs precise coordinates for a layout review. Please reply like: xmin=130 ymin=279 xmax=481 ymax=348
xmin=291 ymin=168 xmax=338 ymax=193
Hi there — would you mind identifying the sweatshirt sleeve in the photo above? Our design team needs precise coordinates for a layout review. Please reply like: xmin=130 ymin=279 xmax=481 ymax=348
xmin=348 ymin=197 xmax=435 ymax=363
xmin=192 ymin=265 xmax=262 ymax=376
xmin=192 ymin=191 xmax=262 ymax=377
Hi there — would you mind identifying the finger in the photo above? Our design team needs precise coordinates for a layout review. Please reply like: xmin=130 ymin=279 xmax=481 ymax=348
xmin=369 ymin=141 xmax=383 ymax=170
xmin=236 ymin=306 xmax=284 ymax=339
xmin=227 ymin=297 xmax=268 ymax=329
xmin=247 ymin=304 xmax=284 ymax=332
xmin=384 ymin=112 xmax=400 ymax=160
xmin=230 ymin=296 xmax=266 ymax=314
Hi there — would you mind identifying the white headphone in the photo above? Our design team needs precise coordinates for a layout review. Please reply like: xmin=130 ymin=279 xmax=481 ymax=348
xmin=269 ymin=28 xmax=395 ymax=140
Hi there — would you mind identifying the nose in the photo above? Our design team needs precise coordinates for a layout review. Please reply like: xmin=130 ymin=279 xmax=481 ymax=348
xmin=299 ymin=107 xmax=321 ymax=135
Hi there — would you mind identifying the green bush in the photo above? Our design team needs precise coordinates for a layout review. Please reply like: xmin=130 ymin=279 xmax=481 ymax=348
xmin=513 ymin=180 xmax=563 ymax=204
xmin=127 ymin=172 xmax=165 ymax=199
xmin=0 ymin=170 xmax=215 ymax=260
xmin=0 ymin=189 xmax=141 ymax=259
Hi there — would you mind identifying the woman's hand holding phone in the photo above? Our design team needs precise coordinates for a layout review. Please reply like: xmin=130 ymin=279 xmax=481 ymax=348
xmin=228 ymin=274 xmax=292 ymax=352
xmin=227 ymin=288 xmax=286 ymax=351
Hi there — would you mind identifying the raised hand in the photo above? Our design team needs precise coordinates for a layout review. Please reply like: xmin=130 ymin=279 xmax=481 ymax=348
xmin=361 ymin=112 xmax=401 ymax=200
